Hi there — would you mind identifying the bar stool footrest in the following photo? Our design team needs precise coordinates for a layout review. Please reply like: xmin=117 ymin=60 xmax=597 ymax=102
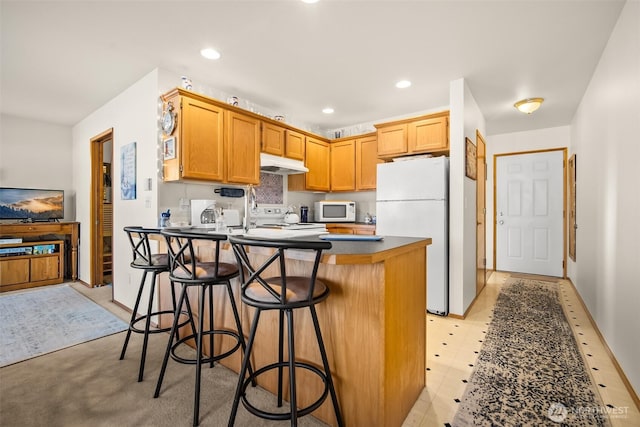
xmin=169 ymin=330 xmax=242 ymax=365
xmin=129 ymin=309 xmax=190 ymax=335
xmin=240 ymin=361 xmax=330 ymax=421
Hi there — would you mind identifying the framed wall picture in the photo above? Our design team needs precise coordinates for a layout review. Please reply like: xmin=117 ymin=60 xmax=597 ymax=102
xmin=465 ymin=137 xmax=477 ymax=180
xmin=120 ymin=142 xmax=137 ymax=200
xmin=163 ymin=136 xmax=176 ymax=160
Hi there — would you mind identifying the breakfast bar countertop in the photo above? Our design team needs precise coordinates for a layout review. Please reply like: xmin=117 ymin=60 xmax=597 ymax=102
xmin=160 ymin=226 xmax=431 ymax=266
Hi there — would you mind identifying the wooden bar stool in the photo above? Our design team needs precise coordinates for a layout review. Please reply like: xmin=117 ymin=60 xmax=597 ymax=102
xmin=154 ymin=228 xmax=253 ymax=427
xmin=228 ymin=235 xmax=343 ymax=427
xmin=120 ymin=226 xmax=186 ymax=382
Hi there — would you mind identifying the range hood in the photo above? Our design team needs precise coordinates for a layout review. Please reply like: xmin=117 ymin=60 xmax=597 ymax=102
xmin=260 ymin=153 xmax=308 ymax=174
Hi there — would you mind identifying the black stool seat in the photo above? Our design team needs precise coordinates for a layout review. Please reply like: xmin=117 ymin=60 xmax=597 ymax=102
xmin=120 ymin=226 xmax=188 ymax=382
xmin=228 ymin=235 xmax=343 ymax=427
xmin=154 ymin=228 xmax=253 ymax=427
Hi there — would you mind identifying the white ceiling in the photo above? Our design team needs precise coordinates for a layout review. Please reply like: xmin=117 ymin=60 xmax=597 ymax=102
xmin=0 ymin=0 xmax=625 ymax=136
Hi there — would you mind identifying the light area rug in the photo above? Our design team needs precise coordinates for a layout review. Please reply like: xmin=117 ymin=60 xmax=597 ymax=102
xmin=452 ymin=278 xmax=609 ymax=426
xmin=0 ymin=284 xmax=128 ymax=367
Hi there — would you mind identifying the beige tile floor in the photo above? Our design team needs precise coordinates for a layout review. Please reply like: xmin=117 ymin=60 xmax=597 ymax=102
xmin=403 ymin=271 xmax=640 ymax=427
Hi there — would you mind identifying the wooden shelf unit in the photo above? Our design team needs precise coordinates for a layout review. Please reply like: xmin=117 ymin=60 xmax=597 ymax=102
xmin=0 ymin=239 xmax=65 ymax=292
xmin=0 ymin=222 xmax=80 ymax=282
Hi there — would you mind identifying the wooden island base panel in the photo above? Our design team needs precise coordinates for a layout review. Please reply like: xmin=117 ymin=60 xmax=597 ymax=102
xmin=157 ymin=234 xmax=430 ymax=427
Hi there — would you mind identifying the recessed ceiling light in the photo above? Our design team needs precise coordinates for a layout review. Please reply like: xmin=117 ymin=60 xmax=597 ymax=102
xmin=322 ymin=107 xmax=334 ymax=114
xmin=301 ymin=0 xmax=319 ymax=3
xmin=395 ymin=80 xmax=412 ymax=89
xmin=200 ymin=48 xmax=221 ymax=60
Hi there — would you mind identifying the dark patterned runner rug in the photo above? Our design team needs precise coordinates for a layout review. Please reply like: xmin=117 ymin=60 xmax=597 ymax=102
xmin=452 ymin=278 xmax=609 ymax=426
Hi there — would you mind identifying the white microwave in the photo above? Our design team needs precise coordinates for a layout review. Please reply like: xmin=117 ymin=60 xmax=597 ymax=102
xmin=314 ymin=201 xmax=356 ymax=222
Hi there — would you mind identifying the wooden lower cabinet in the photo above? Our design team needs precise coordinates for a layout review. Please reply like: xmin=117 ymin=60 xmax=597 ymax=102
xmin=0 ymin=240 xmax=65 ymax=292
xmin=326 ymin=223 xmax=376 ymax=235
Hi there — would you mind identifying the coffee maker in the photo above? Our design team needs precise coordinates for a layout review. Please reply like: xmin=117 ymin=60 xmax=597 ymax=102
xmin=190 ymin=199 xmax=217 ymax=228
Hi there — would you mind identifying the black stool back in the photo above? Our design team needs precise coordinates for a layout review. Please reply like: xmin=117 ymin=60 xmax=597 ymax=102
xmin=228 ymin=235 xmax=343 ymax=426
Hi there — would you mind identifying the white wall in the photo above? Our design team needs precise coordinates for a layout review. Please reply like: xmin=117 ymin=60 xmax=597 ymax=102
xmin=448 ymin=78 xmax=486 ymax=316
xmin=72 ymin=69 xmax=160 ymax=309
xmin=485 ymin=126 xmax=571 ymax=269
xmin=568 ymin=0 xmax=639 ymax=394
xmin=0 ymin=114 xmax=74 ymax=219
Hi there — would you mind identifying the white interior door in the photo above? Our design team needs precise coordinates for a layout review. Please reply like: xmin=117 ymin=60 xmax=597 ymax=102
xmin=496 ymin=150 xmax=564 ymax=277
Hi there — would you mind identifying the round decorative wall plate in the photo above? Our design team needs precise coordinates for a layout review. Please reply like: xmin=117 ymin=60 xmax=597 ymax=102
xmin=162 ymin=101 xmax=176 ymax=135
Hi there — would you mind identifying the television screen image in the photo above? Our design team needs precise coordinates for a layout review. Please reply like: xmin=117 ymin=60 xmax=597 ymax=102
xmin=0 ymin=187 xmax=64 ymax=221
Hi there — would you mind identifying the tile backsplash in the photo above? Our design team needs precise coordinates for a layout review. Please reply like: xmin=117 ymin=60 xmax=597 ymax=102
xmin=256 ymin=173 xmax=283 ymax=204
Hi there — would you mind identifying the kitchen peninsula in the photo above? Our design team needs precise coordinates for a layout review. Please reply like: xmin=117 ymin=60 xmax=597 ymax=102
xmin=158 ymin=233 xmax=430 ymax=427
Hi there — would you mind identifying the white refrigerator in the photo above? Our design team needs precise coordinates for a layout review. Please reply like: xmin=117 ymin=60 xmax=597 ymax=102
xmin=376 ymin=157 xmax=449 ymax=315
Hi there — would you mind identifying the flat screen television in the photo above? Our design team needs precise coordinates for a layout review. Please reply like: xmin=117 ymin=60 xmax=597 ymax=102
xmin=0 ymin=187 xmax=64 ymax=221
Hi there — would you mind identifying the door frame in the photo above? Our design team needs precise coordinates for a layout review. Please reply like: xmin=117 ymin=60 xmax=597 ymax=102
xmin=492 ymin=148 xmax=567 ymax=277
xmin=476 ymin=130 xmax=487 ymax=294
xmin=90 ymin=128 xmax=113 ymax=287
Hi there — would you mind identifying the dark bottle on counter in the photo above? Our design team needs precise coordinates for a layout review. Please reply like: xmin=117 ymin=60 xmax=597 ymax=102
xmin=300 ymin=206 xmax=309 ymax=223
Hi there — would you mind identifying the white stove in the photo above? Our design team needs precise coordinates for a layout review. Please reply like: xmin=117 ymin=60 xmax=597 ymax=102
xmin=250 ymin=206 xmax=327 ymax=237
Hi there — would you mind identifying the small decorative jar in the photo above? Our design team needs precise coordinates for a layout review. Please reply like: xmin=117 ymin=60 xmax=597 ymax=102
xmin=181 ymin=76 xmax=193 ymax=90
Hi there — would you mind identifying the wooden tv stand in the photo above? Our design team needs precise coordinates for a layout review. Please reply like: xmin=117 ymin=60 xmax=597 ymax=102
xmin=0 ymin=222 xmax=80 ymax=283
xmin=0 ymin=240 xmax=65 ymax=292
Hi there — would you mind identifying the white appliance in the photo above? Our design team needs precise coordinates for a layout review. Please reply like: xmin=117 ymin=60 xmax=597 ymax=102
xmin=190 ymin=199 xmax=217 ymax=227
xmin=314 ymin=201 xmax=356 ymax=222
xmin=250 ymin=206 xmax=328 ymax=238
xmin=376 ymin=157 xmax=449 ymax=315
xmin=260 ymin=153 xmax=308 ymax=174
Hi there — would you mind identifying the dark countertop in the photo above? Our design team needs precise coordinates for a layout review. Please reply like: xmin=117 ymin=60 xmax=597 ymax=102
xmin=157 ymin=227 xmax=430 ymax=266
xmin=242 ymin=234 xmax=431 ymax=265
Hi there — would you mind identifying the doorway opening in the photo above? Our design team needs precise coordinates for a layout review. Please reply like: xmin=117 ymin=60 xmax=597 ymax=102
xmin=90 ymin=129 xmax=114 ymax=288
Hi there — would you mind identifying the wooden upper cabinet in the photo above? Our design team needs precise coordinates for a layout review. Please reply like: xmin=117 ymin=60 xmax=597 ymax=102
xmin=330 ymin=139 xmax=356 ymax=191
xmin=178 ymin=95 xmax=225 ymax=182
xmin=261 ymin=123 xmax=305 ymax=160
xmin=376 ymin=123 xmax=407 ymax=157
xmin=375 ymin=111 xmax=449 ymax=159
xmin=261 ymin=121 xmax=285 ymax=156
xmin=290 ymin=136 xmax=330 ymax=192
xmin=356 ymin=134 xmax=379 ymax=190
xmin=285 ymin=129 xmax=305 ymax=160
xmin=225 ymin=111 xmax=260 ymax=185
xmin=305 ymin=137 xmax=330 ymax=191
xmin=409 ymin=114 xmax=449 ymax=153
xmin=162 ymin=89 xmax=259 ymax=185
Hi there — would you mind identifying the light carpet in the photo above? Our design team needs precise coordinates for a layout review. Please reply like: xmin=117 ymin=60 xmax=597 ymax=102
xmin=0 ymin=284 xmax=128 ymax=367
xmin=452 ymin=278 xmax=609 ymax=426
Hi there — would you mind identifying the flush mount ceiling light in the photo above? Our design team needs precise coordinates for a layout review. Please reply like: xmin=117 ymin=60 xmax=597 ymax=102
xmin=395 ymin=80 xmax=412 ymax=89
xmin=200 ymin=48 xmax=221 ymax=60
xmin=514 ymin=98 xmax=544 ymax=114
xmin=322 ymin=107 xmax=334 ymax=114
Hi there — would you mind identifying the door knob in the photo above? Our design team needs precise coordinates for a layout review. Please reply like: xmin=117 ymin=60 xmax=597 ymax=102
xmin=499 ymin=220 xmax=504 ymax=225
